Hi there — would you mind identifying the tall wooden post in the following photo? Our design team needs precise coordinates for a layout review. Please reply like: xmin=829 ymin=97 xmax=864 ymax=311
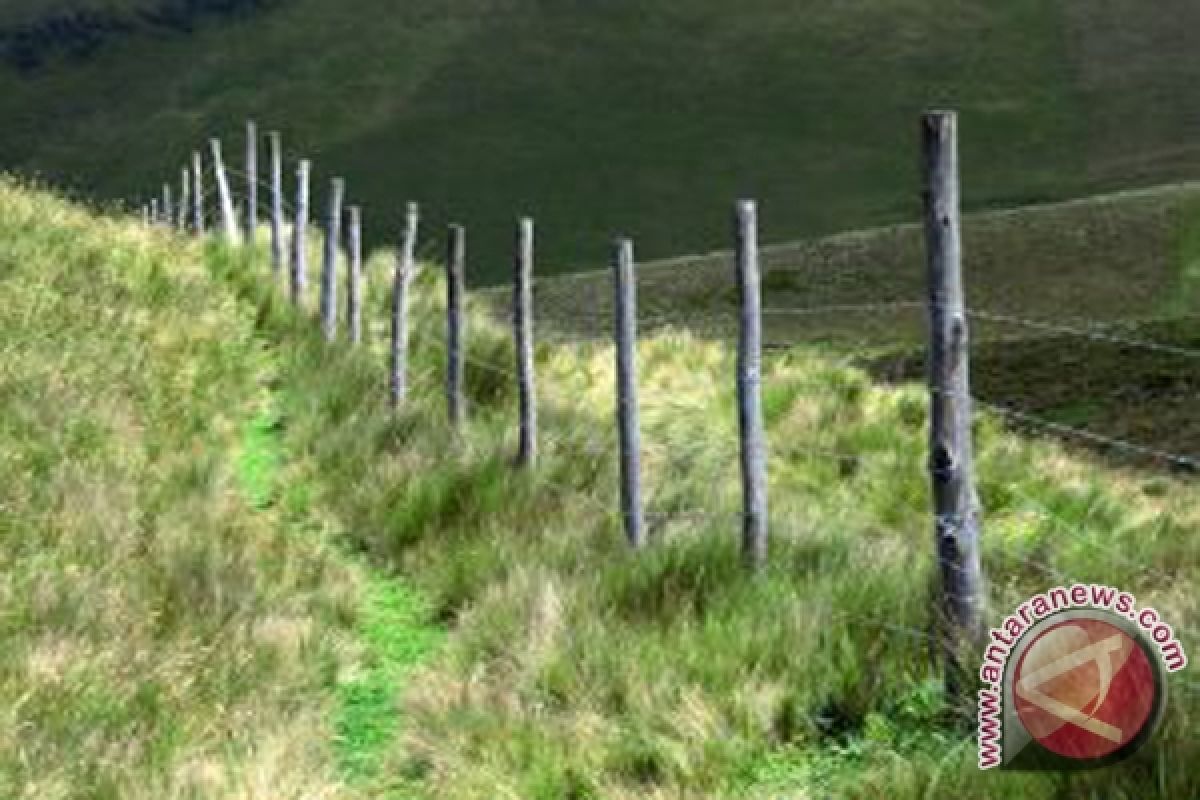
xmin=268 ymin=132 xmax=285 ymax=282
xmin=921 ymin=110 xmax=984 ymax=697
xmin=446 ymin=224 xmax=466 ymax=428
xmin=179 ymin=167 xmax=190 ymax=232
xmin=347 ymin=205 xmax=363 ymax=345
xmin=291 ymin=159 xmax=311 ymax=306
xmin=210 ymin=138 xmax=239 ymax=244
xmin=191 ymin=151 xmax=205 ymax=234
xmin=735 ymin=199 xmax=768 ymax=570
xmin=320 ymin=178 xmax=345 ymax=341
xmin=245 ymin=120 xmax=258 ymax=243
xmin=613 ymin=237 xmax=645 ymax=549
xmin=149 ymin=198 xmax=159 ymax=226
xmin=390 ymin=202 xmax=419 ymax=410
xmin=514 ymin=217 xmax=537 ymax=467
xmin=161 ymin=183 xmax=173 ymax=228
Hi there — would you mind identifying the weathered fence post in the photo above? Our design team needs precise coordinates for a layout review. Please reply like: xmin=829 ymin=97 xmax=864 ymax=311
xmin=613 ymin=237 xmax=645 ymax=548
xmin=179 ymin=167 xmax=190 ymax=232
xmin=514 ymin=217 xmax=537 ymax=467
xmin=161 ymin=184 xmax=173 ymax=228
xmin=268 ymin=131 xmax=285 ymax=282
xmin=390 ymin=202 xmax=419 ymax=410
xmin=446 ymin=224 xmax=466 ymax=428
xmin=291 ymin=159 xmax=311 ymax=306
xmin=921 ymin=110 xmax=984 ymax=698
xmin=209 ymin=138 xmax=239 ymax=244
xmin=347 ymin=205 xmax=363 ymax=345
xmin=141 ymin=204 xmax=150 ymax=226
xmin=191 ymin=151 xmax=205 ymax=234
xmin=245 ymin=120 xmax=258 ymax=244
xmin=321 ymin=178 xmax=345 ymax=341
xmin=735 ymin=199 xmax=768 ymax=570
xmin=150 ymin=197 xmax=159 ymax=226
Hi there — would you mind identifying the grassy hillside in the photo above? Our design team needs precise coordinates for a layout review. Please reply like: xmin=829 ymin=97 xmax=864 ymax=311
xmin=211 ymin=207 xmax=1198 ymax=797
xmin=0 ymin=178 xmax=382 ymax=797
xmin=5 ymin=0 xmax=1200 ymax=276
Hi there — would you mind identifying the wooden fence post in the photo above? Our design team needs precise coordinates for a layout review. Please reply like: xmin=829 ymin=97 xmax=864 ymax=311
xmin=321 ymin=177 xmax=345 ymax=341
xmin=514 ymin=217 xmax=537 ymax=467
xmin=209 ymin=138 xmax=239 ymax=244
xmin=613 ymin=237 xmax=645 ymax=548
xmin=161 ymin=183 xmax=173 ymax=228
xmin=390 ymin=202 xmax=419 ymax=410
xmin=191 ymin=151 xmax=205 ymax=235
xmin=291 ymin=159 xmax=311 ymax=306
xmin=141 ymin=204 xmax=150 ymax=226
xmin=921 ymin=110 xmax=984 ymax=697
xmin=446 ymin=224 xmax=466 ymax=428
xmin=245 ymin=120 xmax=258 ymax=244
xmin=179 ymin=167 xmax=190 ymax=232
xmin=735 ymin=199 xmax=768 ymax=570
xmin=347 ymin=205 xmax=363 ymax=345
xmin=268 ymin=131 xmax=285 ymax=282
xmin=149 ymin=198 xmax=159 ymax=225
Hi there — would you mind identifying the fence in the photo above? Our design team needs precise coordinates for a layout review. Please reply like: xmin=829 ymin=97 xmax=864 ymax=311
xmin=136 ymin=112 xmax=1199 ymax=700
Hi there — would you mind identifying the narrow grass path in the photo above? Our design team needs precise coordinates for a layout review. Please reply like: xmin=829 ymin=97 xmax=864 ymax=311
xmin=236 ymin=374 xmax=442 ymax=797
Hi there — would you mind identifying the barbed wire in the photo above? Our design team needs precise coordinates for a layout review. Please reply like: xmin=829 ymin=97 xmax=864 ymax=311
xmin=966 ymin=308 xmax=1200 ymax=360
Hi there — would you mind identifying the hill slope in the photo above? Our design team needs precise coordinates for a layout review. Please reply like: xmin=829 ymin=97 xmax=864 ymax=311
xmin=0 ymin=179 xmax=376 ymax=797
xmin=3 ymin=181 xmax=1197 ymax=797
xmin=5 ymin=0 xmax=1200 ymax=277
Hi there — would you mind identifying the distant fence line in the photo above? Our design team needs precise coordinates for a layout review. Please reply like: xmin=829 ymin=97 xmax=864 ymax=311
xmin=137 ymin=111 xmax=1199 ymax=701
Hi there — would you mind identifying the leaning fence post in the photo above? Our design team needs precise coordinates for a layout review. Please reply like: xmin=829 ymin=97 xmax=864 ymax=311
xmin=921 ymin=110 xmax=984 ymax=698
xmin=735 ymin=199 xmax=768 ymax=570
xmin=179 ymin=167 xmax=190 ymax=232
xmin=191 ymin=151 xmax=205 ymax=235
xmin=390 ymin=202 xmax=419 ymax=410
xmin=446 ymin=224 xmax=466 ymax=428
xmin=321 ymin=178 xmax=345 ymax=341
xmin=291 ymin=159 xmax=311 ymax=306
xmin=613 ymin=237 xmax=645 ymax=548
xmin=347 ymin=205 xmax=363 ymax=345
xmin=210 ymin=138 xmax=239 ymax=244
xmin=245 ymin=120 xmax=258 ymax=244
xmin=514 ymin=217 xmax=537 ymax=467
xmin=268 ymin=131 xmax=285 ymax=282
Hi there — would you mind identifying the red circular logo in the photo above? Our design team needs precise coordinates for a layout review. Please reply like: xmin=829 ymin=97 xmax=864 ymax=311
xmin=1013 ymin=618 xmax=1157 ymax=760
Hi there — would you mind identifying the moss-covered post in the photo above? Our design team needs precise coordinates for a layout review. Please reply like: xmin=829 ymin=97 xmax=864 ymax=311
xmin=921 ymin=110 xmax=984 ymax=698
xmin=391 ymin=202 xmax=419 ymax=410
xmin=613 ymin=237 xmax=645 ymax=549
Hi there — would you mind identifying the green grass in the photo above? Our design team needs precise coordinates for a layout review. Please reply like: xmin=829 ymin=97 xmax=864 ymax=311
xmin=6 ymin=0 xmax=1200 ymax=275
xmin=0 ymin=177 xmax=364 ymax=798
xmin=210 ymin=218 xmax=1199 ymax=798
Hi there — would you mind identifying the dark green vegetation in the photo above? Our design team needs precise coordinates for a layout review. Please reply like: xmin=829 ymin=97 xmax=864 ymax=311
xmin=6 ymin=0 xmax=1200 ymax=277
xmin=211 ymin=203 xmax=1196 ymax=796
